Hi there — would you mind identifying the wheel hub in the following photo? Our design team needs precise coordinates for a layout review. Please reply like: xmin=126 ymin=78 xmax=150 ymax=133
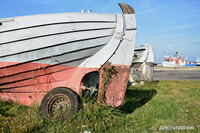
xmin=48 ymin=94 xmax=71 ymax=117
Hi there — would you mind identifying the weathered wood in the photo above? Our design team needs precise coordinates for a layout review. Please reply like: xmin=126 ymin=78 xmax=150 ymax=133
xmin=0 ymin=4 xmax=137 ymax=108
xmin=0 ymin=23 xmax=116 ymax=44
xmin=0 ymin=29 xmax=114 ymax=57
xmin=141 ymin=62 xmax=154 ymax=82
xmin=130 ymin=45 xmax=154 ymax=83
xmin=119 ymin=3 xmax=135 ymax=14
xmin=0 ymin=13 xmax=115 ymax=32
xmin=0 ymin=37 xmax=110 ymax=64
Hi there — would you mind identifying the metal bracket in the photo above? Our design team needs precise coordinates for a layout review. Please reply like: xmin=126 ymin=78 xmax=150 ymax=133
xmin=116 ymin=32 xmax=125 ymax=40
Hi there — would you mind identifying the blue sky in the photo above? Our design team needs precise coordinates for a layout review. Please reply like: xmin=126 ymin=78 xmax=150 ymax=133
xmin=0 ymin=0 xmax=200 ymax=62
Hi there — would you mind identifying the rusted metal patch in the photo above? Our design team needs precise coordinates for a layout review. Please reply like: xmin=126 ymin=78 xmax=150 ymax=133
xmin=98 ymin=62 xmax=131 ymax=107
xmin=119 ymin=3 xmax=135 ymax=14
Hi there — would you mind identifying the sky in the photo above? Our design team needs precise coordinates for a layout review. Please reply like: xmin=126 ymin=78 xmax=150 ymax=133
xmin=0 ymin=0 xmax=200 ymax=62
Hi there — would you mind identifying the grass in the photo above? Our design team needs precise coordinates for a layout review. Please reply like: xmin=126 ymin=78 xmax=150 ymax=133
xmin=0 ymin=80 xmax=200 ymax=133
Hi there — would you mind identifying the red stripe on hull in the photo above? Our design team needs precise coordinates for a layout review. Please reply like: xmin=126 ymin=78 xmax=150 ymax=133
xmin=0 ymin=62 xmax=131 ymax=107
xmin=0 ymin=62 xmax=49 ymax=77
xmin=99 ymin=64 xmax=130 ymax=107
xmin=0 ymin=62 xmax=97 ymax=105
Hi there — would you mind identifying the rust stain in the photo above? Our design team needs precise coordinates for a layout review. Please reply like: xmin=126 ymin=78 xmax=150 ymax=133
xmin=98 ymin=62 xmax=131 ymax=107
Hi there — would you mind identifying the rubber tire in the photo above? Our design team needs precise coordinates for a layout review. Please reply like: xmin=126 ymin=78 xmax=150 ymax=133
xmin=40 ymin=87 xmax=79 ymax=121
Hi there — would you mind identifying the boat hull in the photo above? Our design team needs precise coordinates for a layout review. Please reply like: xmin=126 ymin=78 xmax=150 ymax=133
xmin=162 ymin=62 xmax=185 ymax=67
xmin=0 ymin=4 xmax=136 ymax=107
xmin=0 ymin=62 xmax=131 ymax=107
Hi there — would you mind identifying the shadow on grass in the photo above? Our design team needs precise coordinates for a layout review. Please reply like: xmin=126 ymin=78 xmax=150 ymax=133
xmin=120 ymin=89 xmax=157 ymax=114
xmin=0 ymin=101 xmax=16 ymax=117
xmin=0 ymin=100 xmax=28 ymax=117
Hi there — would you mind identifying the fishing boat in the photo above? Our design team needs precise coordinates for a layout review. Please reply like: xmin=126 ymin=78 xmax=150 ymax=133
xmin=196 ymin=56 xmax=200 ymax=66
xmin=162 ymin=51 xmax=187 ymax=67
xmin=0 ymin=4 xmax=136 ymax=119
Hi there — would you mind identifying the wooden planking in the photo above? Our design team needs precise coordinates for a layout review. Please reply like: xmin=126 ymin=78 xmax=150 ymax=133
xmin=0 ymin=23 xmax=116 ymax=44
xmin=79 ymin=14 xmax=124 ymax=68
xmin=0 ymin=45 xmax=104 ymax=84
xmin=0 ymin=29 xmax=114 ymax=57
xmin=0 ymin=36 xmax=110 ymax=63
xmin=0 ymin=13 xmax=116 ymax=32
xmin=35 ymin=45 xmax=104 ymax=65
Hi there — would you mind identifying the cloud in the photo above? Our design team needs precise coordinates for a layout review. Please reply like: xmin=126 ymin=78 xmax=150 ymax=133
xmin=158 ymin=24 xmax=200 ymax=33
xmin=136 ymin=0 xmax=174 ymax=15
xmin=138 ymin=4 xmax=172 ymax=14
xmin=164 ymin=8 xmax=200 ymax=23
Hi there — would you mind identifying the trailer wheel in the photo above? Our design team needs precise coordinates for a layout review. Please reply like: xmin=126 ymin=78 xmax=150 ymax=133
xmin=40 ymin=87 xmax=79 ymax=121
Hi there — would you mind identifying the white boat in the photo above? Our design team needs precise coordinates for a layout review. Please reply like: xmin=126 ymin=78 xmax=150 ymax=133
xmin=196 ymin=56 xmax=200 ymax=66
xmin=0 ymin=3 xmax=136 ymax=119
xmin=130 ymin=44 xmax=154 ymax=83
xmin=133 ymin=44 xmax=154 ymax=63
xmin=162 ymin=51 xmax=187 ymax=67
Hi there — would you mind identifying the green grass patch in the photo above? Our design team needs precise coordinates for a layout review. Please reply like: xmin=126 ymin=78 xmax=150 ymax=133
xmin=0 ymin=80 xmax=200 ymax=133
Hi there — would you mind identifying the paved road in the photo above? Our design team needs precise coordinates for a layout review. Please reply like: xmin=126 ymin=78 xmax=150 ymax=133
xmin=153 ymin=71 xmax=200 ymax=80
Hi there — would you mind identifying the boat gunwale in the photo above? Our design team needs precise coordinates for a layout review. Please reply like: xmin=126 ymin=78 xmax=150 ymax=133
xmin=0 ymin=21 xmax=116 ymax=34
